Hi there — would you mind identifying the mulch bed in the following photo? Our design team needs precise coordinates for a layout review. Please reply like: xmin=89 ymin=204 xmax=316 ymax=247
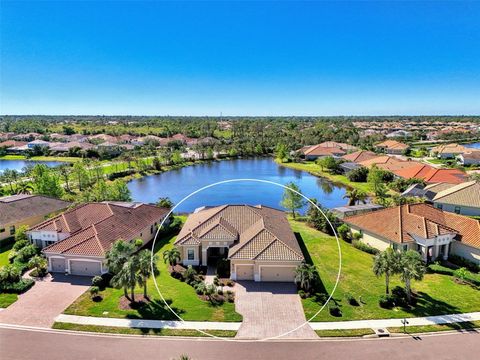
xmin=119 ymin=294 xmax=151 ymax=310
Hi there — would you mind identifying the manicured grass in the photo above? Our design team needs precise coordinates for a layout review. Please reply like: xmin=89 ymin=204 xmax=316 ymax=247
xmin=0 ymin=155 xmax=79 ymax=162
xmin=52 ymin=322 xmax=237 ymax=337
xmin=291 ymin=220 xmax=480 ymax=322
xmin=0 ymin=239 xmax=14 ymax=267
xmin=315 ymin=329 xmax=375 ymax=337
xmin=277 ymin=160 xmax=375 ymax=195
xmin=387 ymin=320 xmax=480 ymax=334
xmin=64 ymin=231 xmax=242 ymax=322
xmin=0 ymin=293 xmax=18 ymax=308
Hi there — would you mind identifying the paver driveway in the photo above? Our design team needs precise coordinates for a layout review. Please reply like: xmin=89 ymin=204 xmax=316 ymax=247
xmin=234 ymin=281 xmax=317 ymax=339
xmin=0 ymin=273 xmax=90 ymax=327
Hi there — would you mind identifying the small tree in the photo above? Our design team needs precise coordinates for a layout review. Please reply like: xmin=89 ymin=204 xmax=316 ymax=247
xmin=337 ymin=224 xmax=351 ymax=242
xmin=163 ymin=248 xmax=181 ymax=270
xmin=28 ymin=255 xmax=48 ymax=277
xmin=294 ymin=262 xmax=317 ymax=292
xmin=343 ymin=189 xmax=367 ymax=206
xmin=137 ymin=249 xmax=158 ymax=298
xmin=399 ymin=250 xmax=426 ymax=304
xmin=280 ymin=182 xmax=306 ymax=219
xmin=90 ymin=286 xmax=100 ymax=299
xmin=15 ymin=225 xmax=29 ymax=242
xmin=157 ymin=197 xmax=174 ymax=209
xmin=372 ymin=248 xmax=401 ymax=295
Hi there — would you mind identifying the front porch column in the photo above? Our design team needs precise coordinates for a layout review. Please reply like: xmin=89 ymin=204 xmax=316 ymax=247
xmin=202 ymin=248 xmax=208 ymax=265
xmin=421 ymin=245 xmax=428 ymax=262
xmin=443 ymin=243 xmax=450 ymax=260
xmin=434 ymin=244 xmax=440 ymax=260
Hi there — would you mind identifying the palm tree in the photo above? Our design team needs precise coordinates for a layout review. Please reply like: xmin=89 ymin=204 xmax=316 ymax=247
xmin=105 ymin=240 xmax=136 ymax=275
xmin=343 ymin=188 xmax=367 ymax=206
xmin=28 ymin=255 xmax=47 ymax=274
xmin=137 ymin=249 xmax=158 ymax=298
xmin=399 ymin=250 xmax=426 ymax=304
xmin=294 ymin=262 xmax=317 ymax=292
xmin=163 ymin=248 xmax=181 ymax=270
xmin=16 ymin=182 xmax=34 ymax=195
xmin=372 ymin=248 xmax=401 ymax=295
xmin=110 ymin=257 xmax=140 ymax=302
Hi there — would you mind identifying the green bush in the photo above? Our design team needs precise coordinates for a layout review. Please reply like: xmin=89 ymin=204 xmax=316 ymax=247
xmin=13 ymin=240 xmax=29 ymax=251
xmin=337 ymin=224 xmax=351 ymax=242
xmin=345 ymin=293 xmax=359 ymax=306
xmin=0 ymin=278 xmax=35 ymax=294
xmin=15 ymin=244 xmax=39 ymax=263
xmin=379 ymin=294 xmax=395 ymax=309
xmin=347 ymin=166 xmax=369 ymax=182
xmin=91 ymin=275 xmax=104 ymax=288
xmin=448 ymin=255 xmax=479 ymax=273
xmin=352 ymin=240 xmax=379 ymax=255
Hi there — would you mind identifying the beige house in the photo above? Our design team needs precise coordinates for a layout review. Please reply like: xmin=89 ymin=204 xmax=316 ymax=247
xmin=175 ymin=205 xmax=304 ymax=282
xmin=433 ymin=181 xmax=480 ymax=216
xmin=344 ymin=203 xmax=480 ymax=264
xmin=374 ymin=140 xmax=409 ymax=155
xmin=29 ymin=202 xmax=168 ymax=276
xmin=0 ymin=194 xmax=70 ymax=241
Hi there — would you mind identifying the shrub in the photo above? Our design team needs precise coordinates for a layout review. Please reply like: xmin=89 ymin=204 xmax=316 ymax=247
xmin=217 ymin=289 xmax=223 ymax=296
xmin=0 ymin=264 xmax=21 ymax=284
xmin=15 ymin=244 xmax=39 ymax=263
xmin=352 ymin=232 xmax=362 ymax=241
xmin=392 ymin=286 xmax=409 ymax=307
xmin=448 ymin=255 xmax=479 ymax=273
xmin=7 ymin=251 xmax=17 ymax=263
xmin=352 ymin=240 xmax=379 ymax=255
xmin=90 ymin=286 xmax=100 ymax=298
xmin=183 ymin=265 xmax=197 ymax=284
xmin=0 ymin=278 xmax=35 ymax=294
xmin=92 ymin=275 xmax=104 ymax=288
xmin=379 ymin=294 xmax=395 ymax=309
xmin=14 ymin=225 xmax=29 ymax=242
xmin=213 ymin=276 xmax=220 ymax=286
xmin=329 ymin=305 xmax=342 ymax=317
xmin=298 ymin=290 xmax=307 ymax=299
xmin=337 ymin=224 xmax=351 ymax=242
xmin=13 ymin=240 xmax=29 ymax=251
xmin=454 ymin=267 xmax=469 ymax=281
xmin=216 ymin=258 xmax=230 ymax=278
xmin=345 ymin=293 xmax=359 ymax=306
xmin=347 ymin=166 xmax=369 ymax=182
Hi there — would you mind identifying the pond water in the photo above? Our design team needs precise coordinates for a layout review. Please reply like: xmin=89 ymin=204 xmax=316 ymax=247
xmin=0 ymin=159 xmax=65 ymax=173
xmin=464 ymin=142 xmax=480 ymax=150
xmin=128 ymin=158 xmax=348 ymax=213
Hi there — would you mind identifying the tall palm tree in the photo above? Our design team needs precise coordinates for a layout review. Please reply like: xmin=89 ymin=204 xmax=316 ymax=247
xmin=343 ymin=188 xmax=368 ymax=206
xmin=16 ymin=181 xmax=34 ymax=194
xmin=163 ymin=248 xmax=181 ymax=270
xmin=294 ymin=262 xmax=317 ymax=292
xmin=110 ymin=257 xmax=140 ymax=302
xmin=105 ymin=240 xmax=136 ymax=275
xmin=137 ymin=249 xmax=158 ymax=298
xmin=372 ymin=248 xmax=401 ymax=295
xmin=399 ymin=250 xmax=426 ymax=304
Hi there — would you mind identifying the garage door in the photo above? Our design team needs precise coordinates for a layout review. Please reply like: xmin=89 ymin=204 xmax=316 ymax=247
xmin=50 ymin=258 xmax=66 ymax=273
xmin=260 ymin=266 xmax=296 ymax=282
xmin=70 ymin=260 xmax=102 ymax=276
xmin=236 ymin=265 xmax=254 ymax=280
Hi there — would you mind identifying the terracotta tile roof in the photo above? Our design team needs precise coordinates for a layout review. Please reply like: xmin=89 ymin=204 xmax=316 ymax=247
xmin=342 ymin=150 xmax=378 ymax=163
xmin=357 ymin=156 xmax=419 ymax=172
xmin=431 ymin=143 xmax=468 ymax=155
xmin=393 ymin=164 xmax=467 ymax=184
xmin=344 ymin=203 xmax=480 ymax=249
xmin=39 ymin=202 xmax=168 ymax=257
xmin=300 ymin=144 xmax=346 ymax=157
xmin=0 ymin=195 xmax=71 ymax=226
xmin=0 ymin=140 xmax=28 ymax=148
xmin=433 ymin=181 xmax=480 ymax=208
xmin=375 ymin=140 xmax=409 ymax=150
xmin=175 ymin=205 xmax=304 ymax=261
xmin=318 ymin=141 xmax=358 ymax=152
xmin=461 ymin=151 xmax=480 ymax=161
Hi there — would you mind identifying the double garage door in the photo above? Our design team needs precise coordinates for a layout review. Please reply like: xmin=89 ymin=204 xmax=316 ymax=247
xmin=49 ymin=258 xmax=102 ymax=276
xmin=235 ymin=264 xmax=296 ymax=282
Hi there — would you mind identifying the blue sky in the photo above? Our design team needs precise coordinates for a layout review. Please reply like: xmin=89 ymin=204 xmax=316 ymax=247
xmin=1 ymin=1 xmax=479 ymax=116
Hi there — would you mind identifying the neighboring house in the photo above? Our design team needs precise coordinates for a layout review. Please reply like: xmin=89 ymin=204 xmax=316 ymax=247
xmin=344 ymin=203 xmax=480 ymax=264
xmin=393 ymin=164 xmax=468 ymax=184
xmin=341 ymin=150 xmax=378 ymax=163
xmin=358 ymin=155 xmax=419 ymax=173
xmin=317 ymin=141 xmax=358 ymax=152
xmin=0 ymin=195 xmax=71 ymax=241
xmin=49 ymin=141 xmax=94 ymax=153
xmin=332 ymin=204 xmax=383 ymax=220
xmin=432 ymin=181 xmax=480 ymax=216
xmin=430 ymin=143 xmax=468 ymax=159
xmin=0 ymin=140 xmax=27 ymax=149
xmin=339 ymin=162 xmax=362 ymax=173
xmin=298 ymin=144 xmax=346 ymax=160
xmin=374 ymin=140 xmax=409 ymax=155
xmin=29 ymin=202 xmax=169 ymax=276
xmin=174 ymin=205 xmax=304 ymax=282
xmin=400 ymin=183 xmax=437 ymax=201
xmin=27 ymin=139 xmax=50 ymax=149
xmin=88 ymin=134 xmax=118 ymax=143
xmin=386 ymin=130 xmax=412 ymax=138
xmin=458 ymin=151 xmax=480 ymax=166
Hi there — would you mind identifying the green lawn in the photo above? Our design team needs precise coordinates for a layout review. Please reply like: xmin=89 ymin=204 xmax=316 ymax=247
xmin=64 ymin=232 xmax=242 ymax=322
xmin=0 ymin=239 xmax=14 ymax=267
xmin=291 ymin=220 xmax=480 ymax=322
xmin=0 ymin=155 xmax=79 ymax=162
xmin=277 ymin=160 xmax=375 ymax=195
xmin=52 ymin=322 xmax=237 ymax=337
xmin=0 ymin=293 xmax=18 ymax=308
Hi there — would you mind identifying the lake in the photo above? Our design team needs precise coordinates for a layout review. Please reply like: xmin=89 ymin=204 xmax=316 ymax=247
xmin=464 ymin=142 xmax=480 ymax=150
xmin=128 ymin=158 xmax=348 ymax=213
xmin=0 ymin=159 xmax=65 ymax=173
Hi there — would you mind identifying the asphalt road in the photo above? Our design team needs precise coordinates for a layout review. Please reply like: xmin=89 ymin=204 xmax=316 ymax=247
xmin=1 ymin=326 xmax=478 ymax=360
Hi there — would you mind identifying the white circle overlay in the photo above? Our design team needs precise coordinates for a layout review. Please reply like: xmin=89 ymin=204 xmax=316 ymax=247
xmin=150 ymin=178 xmax=342 ymax=342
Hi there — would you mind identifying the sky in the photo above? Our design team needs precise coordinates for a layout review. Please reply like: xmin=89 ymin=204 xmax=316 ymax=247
xmin=1 ymin=0 xmax=479 ymax=116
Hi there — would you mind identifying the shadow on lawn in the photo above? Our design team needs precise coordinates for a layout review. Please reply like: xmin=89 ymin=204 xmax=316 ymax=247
xmin=126 ymin=298 xmax=185 ymax=320
xmin=400 ymin=291 xmax=462 ymax=318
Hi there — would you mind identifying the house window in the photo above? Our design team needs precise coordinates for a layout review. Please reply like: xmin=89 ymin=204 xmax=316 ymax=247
xmin=454 ymin=206 xmax=461 ymax=214
xmin=0 ymin=228 xmax=4 ymax=233
xmin=187 ymin=249 xmax=194 ymax=261
xmin=436 ymin=204 xmax=443 ymax=210
xmin=150 ymin=225 xmax=154 ymax=234
xmin=403 ymin=245 xmax=408 ymax=251
xmin=9 ymin=225 xmax=15 ymax=235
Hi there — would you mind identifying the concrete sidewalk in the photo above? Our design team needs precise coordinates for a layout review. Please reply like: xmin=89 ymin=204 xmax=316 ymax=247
xmin=55 ymin=312 xmax=480 ymax=332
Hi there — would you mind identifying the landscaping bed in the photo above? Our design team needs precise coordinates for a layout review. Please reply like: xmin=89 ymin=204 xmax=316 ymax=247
xmin=64 ymin=233 xmax=242 ymax=322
